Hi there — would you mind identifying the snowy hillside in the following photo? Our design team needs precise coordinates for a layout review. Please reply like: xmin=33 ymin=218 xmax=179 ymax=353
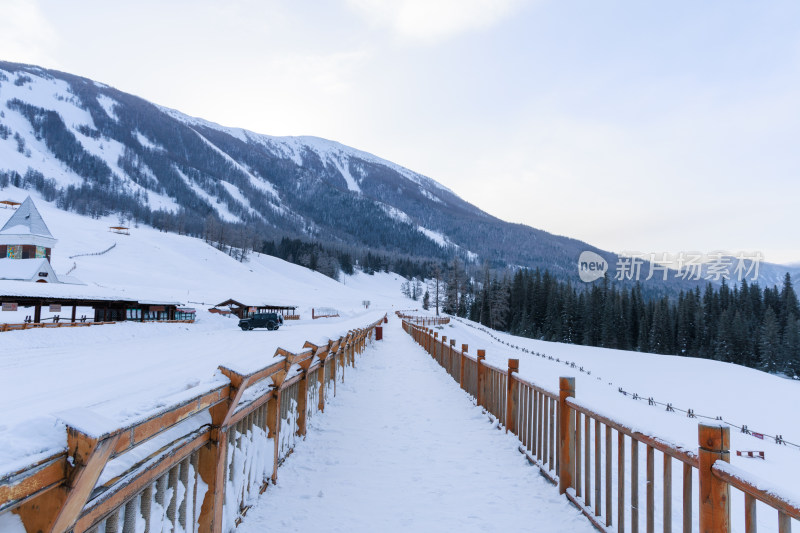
xmin=0 ymin=188 xmax=407 ymax=313
xmin=0 ymin=60 xmax=646 ymax=284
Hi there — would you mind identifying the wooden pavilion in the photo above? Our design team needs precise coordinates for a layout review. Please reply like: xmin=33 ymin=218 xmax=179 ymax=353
xmin=213 ymin=299 xmax=297 ymax=319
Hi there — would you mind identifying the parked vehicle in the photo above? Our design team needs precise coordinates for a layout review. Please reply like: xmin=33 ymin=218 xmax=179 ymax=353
xmin=239 ymin=312 xmax=283 ymax=331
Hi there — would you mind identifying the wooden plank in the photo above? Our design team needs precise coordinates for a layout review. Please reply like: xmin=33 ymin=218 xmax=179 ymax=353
xmin=0 ymin=454 xmax=66 ymax=513
xmin=567 ymin=399 xmax=699 ymax=469
xmin=606 ymin=424 xmax=612 ymax=527
xmin=744 ymin=493 xmax=756 ymax=533
xmin=506 ymin=360 xmax=519 ymax=435
xmin=711 ymin=463 xmax=800 ymax=521
xmin=18 ymin=431 xmax=120 ymax=533
xmin=619 ymin=431 xmax=625 ymax=533
xmin=228 ymin=389 xmax=274 ymax=427
xmin=632 ymin=437 xmax=639 ymax=533
xmin=664 ymin=454 xmax=672 ymax=533
xmin=74 ymin=433 xmax=208 ymax=531
xmin=585 ymin=414 xmax=591 ymax=508
xmin=698 ymin=424 xmax=730 ymax=533
xmin=778 ymin=511 xmax=791 ymax=533
xmin=542 ymin=395 xmax=549 ymax=468
xmin=595 ymin=418 xmax=602 ymax=518
xmin=683 ymin=462 xmax=692 ymax=533
xmin=647 ymin=445 xmax=655 ymax=533
xmin=558 ymin=377 xmax=575 ymax=495
xmin=575 ymin=411 xmax=582 ymax=499
xmin=549 ymin=396 xmax=555 ymax=471
xmin=113 ymin=386 xmax=228 ymax=456
xmin=533 ymin=389 xmax=540 ymax=459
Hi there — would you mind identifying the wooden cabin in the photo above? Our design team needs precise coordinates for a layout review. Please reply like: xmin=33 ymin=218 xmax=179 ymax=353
xmin=213 ymin=299 xmax=297 ymax=319
xmin=0 ymin=283 xmax=189 ymax=325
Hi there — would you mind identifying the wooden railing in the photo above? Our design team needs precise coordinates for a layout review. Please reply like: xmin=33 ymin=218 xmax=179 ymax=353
xmin=0 ymin=314 xmax=386 ymax=533
xmin=401 ymin=318 xmax=800 ymax=533
xmin=396 ymin=312 xmax=450 ymax=326
xmin=0 ymin=319 xmax=195 ymax=332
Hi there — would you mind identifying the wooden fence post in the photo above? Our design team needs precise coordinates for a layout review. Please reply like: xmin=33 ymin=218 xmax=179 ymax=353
xmin=198 ymin=402 xmax=229 ymax=533
xmin=558 ymin=377 xmax=576 ymax=495
xmin=14 ymin=426 xmax=120 ymax=533
xmin=449 ymin=340 xmax=455 ymax=374
xmin=460 ymin=344 xmax=468 ymax=390
xmin=441 ymin=336 xmax=447 ymax=364
xmin=698 ymin=423 xmax=731 ymax=533
xmin=267 ymin=390 xmax=281 ymax=483
xmin=505 ymin=359 xmax=519 ymax=434
xmin=476 ymin=349 xmax=486 ymax=407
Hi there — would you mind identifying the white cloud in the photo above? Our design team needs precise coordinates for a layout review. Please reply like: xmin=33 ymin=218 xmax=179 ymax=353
xmin=0 ymin=0 xmax=57 ymax=65
xmin=346 ymin=0 xmax=528 ymax=44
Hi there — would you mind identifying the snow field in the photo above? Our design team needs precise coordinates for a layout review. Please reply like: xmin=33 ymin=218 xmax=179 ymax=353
xmin=237 ymin=318 xmax=595 ymax=533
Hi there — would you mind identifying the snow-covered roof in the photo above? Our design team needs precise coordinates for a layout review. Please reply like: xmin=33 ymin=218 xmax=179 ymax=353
xmin=0 ymin=279 xmax=181 ymax=304
xmin=0 ymin=258 xmax=57 ymax=282
xmin=216 ymin=298 xmax=296 ymax=309
xmin=0 ymin=197 xmax=55 ymax=239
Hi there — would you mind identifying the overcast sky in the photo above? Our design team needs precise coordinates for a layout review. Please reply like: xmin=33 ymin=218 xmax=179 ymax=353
xmin=3 ymin=0 xmax=800 ymax=264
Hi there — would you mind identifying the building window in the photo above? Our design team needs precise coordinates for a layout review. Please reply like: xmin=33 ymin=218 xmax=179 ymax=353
xmin=35 ymin=246 xmax=47 ymax=258
xmin=6 ymin=245 xmax=21 ymax=259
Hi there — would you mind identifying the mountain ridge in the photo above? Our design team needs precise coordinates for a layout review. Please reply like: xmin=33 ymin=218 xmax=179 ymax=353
xmin=0 ymin=60 xmax=786 ymax=293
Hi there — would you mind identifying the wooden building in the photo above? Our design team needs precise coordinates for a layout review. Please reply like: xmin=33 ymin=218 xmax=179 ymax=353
xmin=0 ymin=197 xmax=56 ymax=263
xmin=213 ymin=299 xmax=297 ymax=319
xmin=0 ymin=282 xmax=187 ymax=324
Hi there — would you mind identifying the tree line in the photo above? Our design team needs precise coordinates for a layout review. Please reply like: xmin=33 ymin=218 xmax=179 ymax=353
xmin=421 ymin=261 xmax=800 ymax=378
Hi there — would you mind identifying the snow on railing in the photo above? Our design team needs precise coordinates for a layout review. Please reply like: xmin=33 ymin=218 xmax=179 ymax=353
xmin=0 ymin=315 xmax=386 ymax=533
xmin=400 ymin=313 xmax=800 ymax=533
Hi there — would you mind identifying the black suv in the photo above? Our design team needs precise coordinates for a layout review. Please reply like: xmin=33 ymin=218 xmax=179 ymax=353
xmin=239 ymin=313 xmax=283 ymax=331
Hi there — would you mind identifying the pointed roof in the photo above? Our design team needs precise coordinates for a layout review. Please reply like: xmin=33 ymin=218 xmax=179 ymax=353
xmin=0 ymin=197 xmax=54 ymax=239
xmin=0 ymin=258 xmax=58 ymax=282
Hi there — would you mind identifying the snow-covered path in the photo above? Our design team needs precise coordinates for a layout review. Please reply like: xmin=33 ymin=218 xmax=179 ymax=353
xmin=238 ymin=318 xmax=594 ymax=533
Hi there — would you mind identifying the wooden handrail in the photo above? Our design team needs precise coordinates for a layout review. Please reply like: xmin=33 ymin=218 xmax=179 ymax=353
xmin=565 ymin=397 xmax=699 ymax=468
xmin=712 ymin=461 xmax=800 ymax=521
xmin=1 ymin=313 xmax=388 ymax=533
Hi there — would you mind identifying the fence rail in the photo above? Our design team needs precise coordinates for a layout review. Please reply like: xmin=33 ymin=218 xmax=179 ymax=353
xmin=0 ymin=319 xmax=194 ymax=333
xmin=400 ymin=314 xmax=799 ymax=533
xmin=0 ymin=314 xmax=386 ymax=533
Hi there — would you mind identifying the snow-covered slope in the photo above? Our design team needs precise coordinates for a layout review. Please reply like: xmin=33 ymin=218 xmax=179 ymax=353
xmin=0 ymin=60 xmax=645 ymax=282
xmin=0 ymin=188 xmax=407 ymax=313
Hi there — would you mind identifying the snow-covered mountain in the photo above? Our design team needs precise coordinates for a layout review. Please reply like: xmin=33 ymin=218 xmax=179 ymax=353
xmin=0 ymin=60 xmax=615 ymax=281
xmin=0 ymin=61 xmax=795 ymax=291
